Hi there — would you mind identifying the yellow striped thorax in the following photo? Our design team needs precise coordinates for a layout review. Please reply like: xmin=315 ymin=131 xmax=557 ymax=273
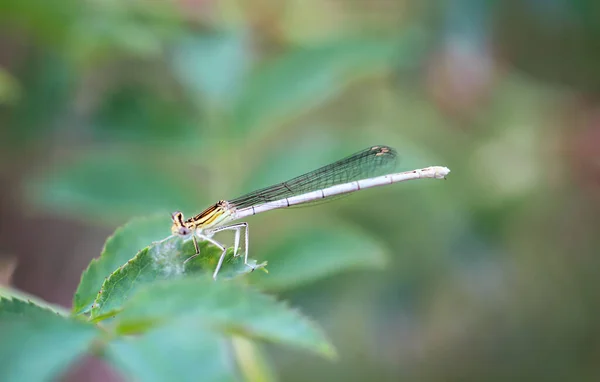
xmin=171 ymin=200 xmax=233 ymax=236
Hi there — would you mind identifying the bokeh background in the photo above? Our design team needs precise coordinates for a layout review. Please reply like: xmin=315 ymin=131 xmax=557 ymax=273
xmin=2 ymin=0 xmax=600 ymax=381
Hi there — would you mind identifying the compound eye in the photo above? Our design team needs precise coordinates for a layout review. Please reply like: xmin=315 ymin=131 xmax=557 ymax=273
xmin=179 ymin=227 xmax=191 ymax=236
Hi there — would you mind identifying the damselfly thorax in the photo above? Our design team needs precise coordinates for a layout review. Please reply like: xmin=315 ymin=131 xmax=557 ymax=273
xmin=171 ymin=200 xmax=234 ymax=236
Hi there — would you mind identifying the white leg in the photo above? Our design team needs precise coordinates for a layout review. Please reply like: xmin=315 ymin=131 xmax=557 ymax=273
xmin=243 ymin=223 xmax=250 ymax=269
xmin=203 ymin=236 xmax=227 ymax=280
xmin=208 ymin=223 xmax=254 ymax=271
xmin=233 ymin=227 xmax=241 ymax=257
xmin=182 ymin=234 xmax=201 ymax=264
xmin=183 ymin=234 xmax=227 ymax=280
xmin=210 ymin=223 xmax=245 ymax=257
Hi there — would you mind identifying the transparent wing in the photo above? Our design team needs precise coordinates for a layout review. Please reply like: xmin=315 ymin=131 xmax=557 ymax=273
xmin=229 ymin=145 xmax=399 ymax=209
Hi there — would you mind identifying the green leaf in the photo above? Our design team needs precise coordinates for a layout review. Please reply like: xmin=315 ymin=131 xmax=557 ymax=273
xmin=250 ymin=225 xmax=388 ymax=291
xmin=232 ymin=38 xmax=398 ymax=135
xmin=90 ymin=236 xmax=266 ymax=320
xmin=107 ymin=316 xmax=238 ymax=382
xmin=73 ymin=215 xmax=172 ymax=315
xmin=25 ymin=151 xmax=200 ymax=223
xmin=0 ymin=285 xmax=69 ymax=316
xmin=0 ymin=297 xmax=55 ymax=318
xmin=0 ymin=299 xmax=99 ymax=382
xmin=114 ymin=277 xmax=336 ymax=358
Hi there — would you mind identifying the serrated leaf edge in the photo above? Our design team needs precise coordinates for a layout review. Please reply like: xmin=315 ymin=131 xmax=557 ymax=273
xmin=0 ymin=287 xmax=70 ymax=317
xmin=73 ymin=214 xmax=169 ymax=315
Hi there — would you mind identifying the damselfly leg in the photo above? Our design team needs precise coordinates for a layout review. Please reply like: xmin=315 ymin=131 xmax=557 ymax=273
xmin=182 ymin=223 xmax=252 ymax=280
xmin=207 ymin=222 xmax=253 ymax=277
xmin=183 ymin=234 xmax=224 ymax=264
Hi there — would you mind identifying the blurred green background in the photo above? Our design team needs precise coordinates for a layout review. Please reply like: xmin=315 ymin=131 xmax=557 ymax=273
xmin=2 ymin=0 xmax=600 ymax=380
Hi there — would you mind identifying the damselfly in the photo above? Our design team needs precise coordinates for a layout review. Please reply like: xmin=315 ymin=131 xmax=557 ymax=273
xmin=171 ymin=145 xmax=450 ymax=279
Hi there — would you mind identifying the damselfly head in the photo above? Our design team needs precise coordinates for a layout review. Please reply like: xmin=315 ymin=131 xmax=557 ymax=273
xmin=170 ymin=211 xmax=191 ymax=236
